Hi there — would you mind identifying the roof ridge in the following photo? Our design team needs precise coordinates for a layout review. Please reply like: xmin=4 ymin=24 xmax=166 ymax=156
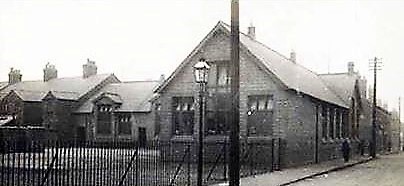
xmin=219 ymin=21 xmax=322 ymax=77
xmin=8 ymin=73 xmax=113 ymax=83
xmin=120 ymin=80 xmax=160 ymax=83
xmin=220 ymin=21 xmax=347 ymax=107
xmin=319 ymin=72 xmax=350 ymax=76
xmin=13 ymin=89 xmax=46 ymax=93
xmin=50 ymin=90 xmax=80 ymax=94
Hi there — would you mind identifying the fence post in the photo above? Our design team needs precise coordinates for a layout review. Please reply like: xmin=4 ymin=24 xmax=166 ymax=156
xmin=187 ymin=144 xmax=191 ymax=186
xmin=223 ymin=141 xmax=227 ymax=181
xmin=249 ymin=143 xmax=253 ymax=175
xmin=135 ymin=142 xmax=139 ymax=186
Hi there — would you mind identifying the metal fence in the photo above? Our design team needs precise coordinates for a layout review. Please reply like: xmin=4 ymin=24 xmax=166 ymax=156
xmin=0 ymin=139 xmax=274 ymax=186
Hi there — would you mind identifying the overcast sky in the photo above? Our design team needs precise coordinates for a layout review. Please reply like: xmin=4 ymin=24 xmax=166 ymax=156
xmin=0 ymin=0 xmax=403 ymax=113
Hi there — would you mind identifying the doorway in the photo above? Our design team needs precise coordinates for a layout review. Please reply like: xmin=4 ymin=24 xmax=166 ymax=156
xmin=138 ymin=127 xmax=147 ymax=147
xmin=76 ymin=126 xmax=86 ymax=143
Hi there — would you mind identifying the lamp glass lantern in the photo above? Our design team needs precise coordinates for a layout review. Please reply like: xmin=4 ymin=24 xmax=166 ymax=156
xmin=193 ymin=58 xmax=210 ymax=84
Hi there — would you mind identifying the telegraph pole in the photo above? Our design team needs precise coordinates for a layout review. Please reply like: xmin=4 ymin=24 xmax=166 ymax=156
xmin=229 ymin=0 xmax=240 ymax=185
xmin=399 ymin=97 xmax=402 ymax=151
xmin=369 ymin=57 xmax=382 ymax=158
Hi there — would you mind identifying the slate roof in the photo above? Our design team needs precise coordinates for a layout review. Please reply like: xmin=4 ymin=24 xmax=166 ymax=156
xmin=75 ymin=81 xmax=160 ymax=113
xmin=0 ymin=82 xmax=9 ymax=100
xmin=0 ymin=82 xmax=8 ymax=90
xmin=0 ymin=74 xmax=116 ymax=102
xmin=319 ymin=73 xmax=358 ymax=105
xmin=156 ymin=21 xmax=348 ymax=108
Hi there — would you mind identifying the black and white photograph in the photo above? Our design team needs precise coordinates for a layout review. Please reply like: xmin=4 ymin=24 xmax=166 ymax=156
xmin=0 ymin=0 xmax=403 ymax=185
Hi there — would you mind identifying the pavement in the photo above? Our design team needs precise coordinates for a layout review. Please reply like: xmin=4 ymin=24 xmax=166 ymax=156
xmin=212 ymin=155 xmax=372 ymax=186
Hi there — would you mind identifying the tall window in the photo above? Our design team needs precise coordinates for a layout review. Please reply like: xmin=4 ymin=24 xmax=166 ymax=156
xmin=329 ymin=108 xmax=335 ymax=139
xmin=355 ymin=101 xmax=360 ymax=138
xmin=351 ymin=98 xmax=356 ymax=138
xmin=247 ymin=95 xmax=274 ymax=136
xmin=206 ymin=93 xmax=231 ymax=135
xmin=97 ymin=105 xmax=113 ymax=135
xmin=335 ymin=110 xmax=341 ymax=138
xmin=342 ymin=110 xmax=349 ymax=138
xmin=116 ymin=114 xmax=131 ymax=135
xmin=321 ymin=105 xmax=328 ymax=139
xmin=216 ymin=63 xmax=230 ymax=86
xmin=172 ymin=97 xmax=194 ymax=135
xmin=154 ymin=104 xmax=161 ymax=137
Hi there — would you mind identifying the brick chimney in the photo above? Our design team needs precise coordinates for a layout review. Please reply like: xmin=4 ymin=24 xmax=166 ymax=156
xmin=83 ymin=58 xmax=97 ymax=78
xmin=290 ymin=50 xmax=296 ymax=63
xmin=159 ymin=74 xmax=165 ymax=83
xmin=348 ymin=61 xmax=355 ymax=75
xmin=248 ymin=24 xmax=256 ymax=40
xmin=8 ymin=68 xmax=22 ymax=85
xmin=43 ymin=63 xmax=58 ymax=82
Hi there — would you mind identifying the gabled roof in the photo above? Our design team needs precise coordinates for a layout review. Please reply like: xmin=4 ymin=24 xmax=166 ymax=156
xmin=156 ymin=21 xmax=347 ymax=108
xmin=0 ymin=82 xmax=8 ymax=91
xmin=13 ymin=90 xmax=47 ymax=102
xmin=44 ymin=91 xmax=81 ymax=101
xmin=93 ymin=92 xmax=123 ymax=104
xmin=75 ymin=80 xmax=160 ymax=113
xmin=0 ymin=73 xmax=117 ymax=102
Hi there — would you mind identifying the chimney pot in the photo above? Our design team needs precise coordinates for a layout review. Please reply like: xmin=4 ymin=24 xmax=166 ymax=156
xmin=83 ymin=59 xmax=98 ymax=78
xmin=159 ymin=74 xmax=165 ymax=82
xmin=43 ymin=63 xmax=58 ymax=81
xmin=248 ymin=24 xmax=256 ymax=40
xmin=290 ymin=50 xmax=296 ymax=63
xmin=348 ymin=61 xmax=355 ymax=75
xmin=8 ymin=67 xmax=22 ymax=84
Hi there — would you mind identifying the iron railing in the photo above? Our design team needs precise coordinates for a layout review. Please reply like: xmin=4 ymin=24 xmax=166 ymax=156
xmin=0 ymin=139 xmax=275 ymax=186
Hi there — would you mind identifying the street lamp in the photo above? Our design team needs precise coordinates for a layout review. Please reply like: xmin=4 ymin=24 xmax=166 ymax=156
xmin=193 ymin=58 xmax=210 ymax=186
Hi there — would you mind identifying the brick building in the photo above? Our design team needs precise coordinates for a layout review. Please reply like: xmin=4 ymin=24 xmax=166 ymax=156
xmin=153 ymin=21 xmax=370 ymax=167
xmin=0 ymin=60 xmax=120 ymax=140
xmin=74 ymin=80 xmax=160 ymax=143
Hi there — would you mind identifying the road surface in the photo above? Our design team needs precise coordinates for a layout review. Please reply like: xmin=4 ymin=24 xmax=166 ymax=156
xmin=290 ymin=153 xmax=404 ymax=186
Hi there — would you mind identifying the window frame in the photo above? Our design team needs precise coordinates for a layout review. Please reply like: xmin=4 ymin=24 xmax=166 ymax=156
xmin=116 ymin=113 xmax=132 ymax=136
xmin=247 ymin=95 xmax=274 ymax=136
xmin=96 ymin=104 xmax=113 ymax=135
xmin=172 ymin=97 xmax=195 ymax=136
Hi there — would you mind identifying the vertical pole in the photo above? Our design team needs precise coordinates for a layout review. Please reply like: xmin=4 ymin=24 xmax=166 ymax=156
xmin=197 ymin=83 xmax=204 ymax=186
xmin=399 ymin=97 xmax=402 ymax=151
xmin=187 ymin=144 xmax=191 ymax=186
xmin=371 ymin=57 xmax=377 ymax=158
xmin=230 ymin=0 xmax=240 ymax=185
xmin=315 ymin=105 xmax=319 ymax=163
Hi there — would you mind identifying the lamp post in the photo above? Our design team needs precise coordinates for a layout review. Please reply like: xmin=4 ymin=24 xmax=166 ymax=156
xmin=193 ymin=58 xmax=210 ymax=186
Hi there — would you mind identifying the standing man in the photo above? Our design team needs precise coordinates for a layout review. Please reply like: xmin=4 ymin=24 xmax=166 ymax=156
xmin=341 ymin=139 xmax=351 ymax=162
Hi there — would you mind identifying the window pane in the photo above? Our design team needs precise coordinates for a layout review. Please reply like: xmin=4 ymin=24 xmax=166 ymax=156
xmin=322 ymin=106 xmax=328 ymax=139
xmin=172 ymin=97 xmax=194 ymax=135
xmin=118 ymin=121 xmax=131 ymax=135
xmin=248 ymin=97 xmax=257 ymax=111
xmin=329 ymin=109 xmax=334 ymax=139
xmin=217 ymin=65 xmax=228 ymax=85
xmin=258 ymin=97 xmax=267 ymax=110
xmin=267 ymin=98 xmax=273 ymax=110
xmin=247 ymin=95 xmax=273 ymax=136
